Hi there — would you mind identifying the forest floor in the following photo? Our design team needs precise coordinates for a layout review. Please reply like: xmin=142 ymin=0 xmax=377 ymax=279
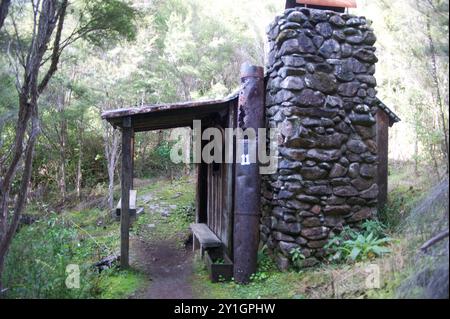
xmin=128 ymin=176 xmax=198 ymax=299
xmin=3 ymin=162 xmax=445 ymax=299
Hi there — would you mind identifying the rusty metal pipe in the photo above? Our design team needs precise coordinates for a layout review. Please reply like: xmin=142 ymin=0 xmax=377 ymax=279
xmin=233 ymin=63 xmax=265 ymax=284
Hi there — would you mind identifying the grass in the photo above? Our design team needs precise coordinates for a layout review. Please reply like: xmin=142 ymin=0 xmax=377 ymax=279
xmin=98 ymin=269 xmax=146 ymax=299
xmin=133 ymin=176 xmax=196 ymax=248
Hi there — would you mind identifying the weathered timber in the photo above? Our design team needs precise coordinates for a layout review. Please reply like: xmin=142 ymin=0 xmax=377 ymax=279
xmin=120 ymin=117 xmax=133 ymax=269
xmin=376 ymin=110 xmax=389 ymax=210
xmin=190 ymin=223 xmax=222 ymax=248
xmin=101 ymin=94 xmax=238 ymax=132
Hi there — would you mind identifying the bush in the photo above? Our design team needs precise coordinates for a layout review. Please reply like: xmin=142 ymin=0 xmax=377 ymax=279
xmin=325 ymin=220 xmax=393 ymax=263
xmin=3 ymin=215 xmax=100 ymax=298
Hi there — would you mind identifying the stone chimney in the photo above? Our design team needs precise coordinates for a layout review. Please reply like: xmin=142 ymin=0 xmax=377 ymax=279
xmin=262 ymin=7 xmax=379 ymax=270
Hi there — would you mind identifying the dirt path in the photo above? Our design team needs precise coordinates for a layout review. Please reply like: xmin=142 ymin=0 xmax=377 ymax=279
xmin=131 ymin=238 xmax=195 ymax=299
xmin=129 ymin=180 xmax=197 ymax=299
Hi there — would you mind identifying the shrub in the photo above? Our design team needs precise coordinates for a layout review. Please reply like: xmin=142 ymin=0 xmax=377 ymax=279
xmin=325 ymin=220 xmax=392 ymax=263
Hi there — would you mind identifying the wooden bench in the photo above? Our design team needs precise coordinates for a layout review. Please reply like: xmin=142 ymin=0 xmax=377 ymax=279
xmin=115 ymin=190 xmax=137 ymax=221
xmin=190 ymin=223 xmax=222 ymax=256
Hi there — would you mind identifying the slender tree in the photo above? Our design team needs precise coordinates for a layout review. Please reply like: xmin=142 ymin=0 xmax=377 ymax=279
xmin=0 ymin=0 xmax=137 ymax=293
xmin=0 ymin=0 xmax=10 ymax=31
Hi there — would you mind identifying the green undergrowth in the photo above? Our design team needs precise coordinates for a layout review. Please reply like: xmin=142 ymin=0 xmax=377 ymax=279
xmin=3 ymin=204 xmax=143 ymax=299
xmin=133 ymin=176 xmax=196 ymax=248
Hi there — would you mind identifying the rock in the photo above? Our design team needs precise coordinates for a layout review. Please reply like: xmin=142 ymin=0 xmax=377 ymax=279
xmin=360 ymin=184 xmax=379 ymax=199
xmin=282 ymin=55 xmax=305 ymax=67
xmin=276 ymin=254 xmax=290 ymax=271
xmin=357 ymin=75 xmax=377 ymax=87
xmin=301 ymin=167 xmax=328 ymax=180
xmin=329 ymin=15 xmax=345 ymax=27
xmin=350 ymin=112 xmax=376 ymax=126
xmin=354 ymin=125 xmax=376 ymax=139
xmin=305 ymin=185 xmax=332 ymax=196
xmin=329 ymin=163 xmax=348 ymax=178
xmin=347 ymin=139 xmax=368 ymax=154
xmin=298 ymin=33 xmax=316 ymax=53
xmin=311 ymin=205 xmax=322 ymax=214
xmin=325 ymin=95 xmax=344 ymax=108
xmin=347 ymin=35 xmax=364 ymax=44
xmin=327 ymin=195 xmax=347 ymax=205
xmin=316 ymin=22 xmax=333 ymax=38
xmin=278 ymin=190 xmax=295 ymax=200
xmin=347 ymin=207 xmax=374 ymax=222
xmin=315 ymin=63 xmax=333 ymax=73
xmin=346 ymin=17 xmax=364 ymax=27
xmin=280 ymin=22 xmax=302 ymax=31
xmin=280 ymin=148 xmax=307 ymax=161
xmin=338 ymin=82 xmax=360 ymax=97
xmin=345 ymin=57 xmax=367 ymax=73
xmin=335 ymin=64 xmax=355 ymax=82
xmin=279 ymin=241 xmax=300 ymax=255
xmin=303 ymin=217 xmax=322 ymax=227
xmin=273 ymin=231 xmax=296 ymax=242
xmin=363 ymin=31 xmax=377 ymax=45
xmin=285 ymin=137 xmax=316 ymax=148
xmin=280 ymin=76 xmax=305 ymax=90
xmin=287 ymin=10 xmax=308 ymax=23
xmin=333 ymin=186 xmax=359 ymax=197
xmin=296 ymin=194 xmax=320 ymax=204
xmin=279 ymin=67 xmax=307 ymax=78
xmin=296 ymin=89 xmax=326 ymax=107
xmin=313 ymin=35 xmax=324 ymax=48
xmin=351 ymin=177 xmax=373 ymax=191
xmin=307 ymin=240 xmax=328 ymax=249
xmin=331 ymin=177 xmax=351 ymax=187
xmin=324 ymin=216 xmax=344 ymax=228
xmin=296 ymin=236 xmax=308 ymax=245
xmin=341 ymin=43 xmax=353 ymax=58
xmin=304 ymin=72 xmax=337 ymax=94
xmin=276 ymin=29 xmax=298 ymax=45
xmin=319 ymin=39 xmax=341 ymax=58
xmin=306 ymin=149 xmax=342 ymax=162
xmin=333 ymin=30 xmax=346 ymax=42
xmin=354 ymin=48 xmax=378 ymax=63
xmin=285 ymin=200 xmax=311 ymax=211
xmin=324 ymin=205 xmax=352 ymax=215
xmin=301 ymin=227 xmax=329 ymax=240
xmin=279 ymin=38 xmax=302 ymax=56
xmin=279 ymin=159 xmax=302 ymax=171
xmin=360 ymin=164 xmax=376 ymax=178
xmin=316 ymin=132 xmax=347 ymax=148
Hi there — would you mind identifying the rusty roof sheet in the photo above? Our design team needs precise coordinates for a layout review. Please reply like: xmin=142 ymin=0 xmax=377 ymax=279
xmin=296 ymin=0 xmax=357 ymax=8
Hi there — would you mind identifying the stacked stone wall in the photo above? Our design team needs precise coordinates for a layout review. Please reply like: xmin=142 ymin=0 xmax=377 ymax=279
xmin=261 ymin=7 xmax=379 ymax=269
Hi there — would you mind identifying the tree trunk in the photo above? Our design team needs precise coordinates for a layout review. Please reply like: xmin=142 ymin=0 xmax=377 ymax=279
xmin=76 ymin=117 xmax=84 ymax=200
xmin=426 ymin=16 xmax=449 ymax=173
xmin=0 ymin=0 xmax=11 ymax=31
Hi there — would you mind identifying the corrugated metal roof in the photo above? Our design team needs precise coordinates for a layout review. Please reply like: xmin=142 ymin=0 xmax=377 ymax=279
xmin=296 ymin=0 xmax=357 ymax=8
xmin=101 ymin=92 xmax=239 ymax=132
xmin=376 ymin=98 xmax=401 ymax=127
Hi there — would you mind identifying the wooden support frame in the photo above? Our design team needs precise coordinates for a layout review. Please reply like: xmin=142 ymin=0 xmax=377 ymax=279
xmin=120 ymin=117 xmax=133 ymax=268
xmin=376 ymin=110 xmax=389 ymax=210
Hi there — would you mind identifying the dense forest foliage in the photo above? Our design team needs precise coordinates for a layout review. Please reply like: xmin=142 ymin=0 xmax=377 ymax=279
xmin=0 ymin=0 xmax=448 ymax=299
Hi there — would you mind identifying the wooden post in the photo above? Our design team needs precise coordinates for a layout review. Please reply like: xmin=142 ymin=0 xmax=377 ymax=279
xmin=376 ymin=111 xmax=389 ymax=211
xmin=131 ymin=132 xmax=135 ymax=189
xmin=121 ymin=117 xmax=133 ymax=269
